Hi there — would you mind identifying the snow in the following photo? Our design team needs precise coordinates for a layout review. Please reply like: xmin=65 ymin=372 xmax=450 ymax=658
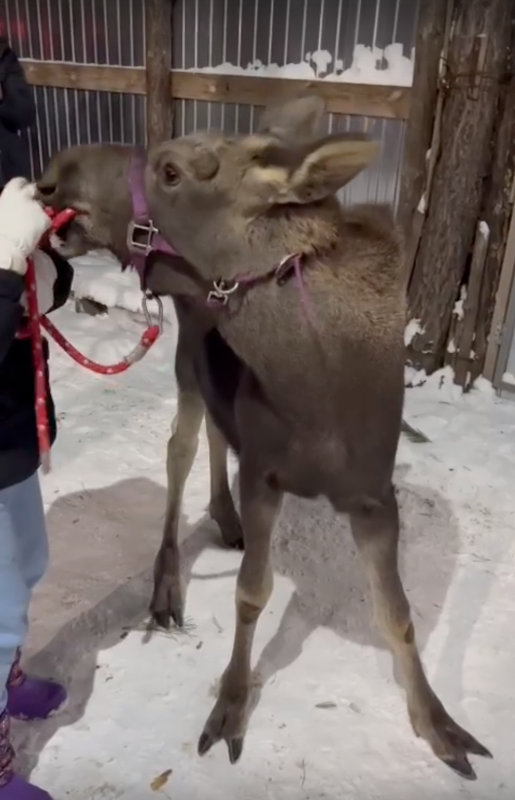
xmin=453 ymin=286 xmax=468 ymax=321
xmin=404 ymin=318 xmax=424 ymax=347
xmin=70 ymin=251 xmax=176 ymax=323
xmin=188 ymin=43 xmax=414 ymax=86
xmin=417 ymin=192 xmax=427 ymax=214
xmin=12 ymin=282 xmax=515 ymax=799
xmin=479 ymin=221 xmax=490 ymax=238
xmin=502 ymin=371 xmax=515 ymax=386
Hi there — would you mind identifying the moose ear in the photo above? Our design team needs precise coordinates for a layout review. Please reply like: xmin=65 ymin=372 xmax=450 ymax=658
xmin=257 ymin=94 xmax=326 ymax=139
xmin=37 ymin=154 xmax=83 ymax=207
xmin=37 ymin=159 xmax=62 ymax=201
xmin=274 ymin=133 xmax=380 ymax=204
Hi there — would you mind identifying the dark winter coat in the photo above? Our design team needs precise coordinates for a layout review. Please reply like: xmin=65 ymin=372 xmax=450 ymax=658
xmin=0 ymin=249 xmax=73 ymax=490
xmin=0 ymin=37 xmax=35 ymax=189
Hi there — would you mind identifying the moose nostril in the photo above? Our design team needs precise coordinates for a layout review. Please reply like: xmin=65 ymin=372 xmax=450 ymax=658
xmin=37 ymin=184 xmax=57 ymax=198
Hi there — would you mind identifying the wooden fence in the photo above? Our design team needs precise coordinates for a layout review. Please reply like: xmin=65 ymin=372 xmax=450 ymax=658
xmin=0 ymin=0 xmax=418 ymax=207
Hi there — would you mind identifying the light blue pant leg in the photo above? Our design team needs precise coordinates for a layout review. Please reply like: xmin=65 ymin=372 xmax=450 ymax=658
xmin=0 ymin=473 xmax=49 ymax=715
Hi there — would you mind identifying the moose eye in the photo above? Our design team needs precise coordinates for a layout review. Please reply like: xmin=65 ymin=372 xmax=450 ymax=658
xmin=162 ymin=162 xmax=181 ymax=187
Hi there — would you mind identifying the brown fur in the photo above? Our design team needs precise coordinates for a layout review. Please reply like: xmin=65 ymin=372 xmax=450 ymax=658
xmin=37 ymin=95 xmax=490 ymax=779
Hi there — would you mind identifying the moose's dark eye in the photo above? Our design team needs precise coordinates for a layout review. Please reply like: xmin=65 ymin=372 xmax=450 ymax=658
xmin=162 ymin=162 xmax=180 ymax=187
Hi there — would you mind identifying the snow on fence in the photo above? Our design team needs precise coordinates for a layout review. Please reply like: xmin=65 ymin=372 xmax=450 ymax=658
xmin=0 ymin=0 xmax=419 ymax=207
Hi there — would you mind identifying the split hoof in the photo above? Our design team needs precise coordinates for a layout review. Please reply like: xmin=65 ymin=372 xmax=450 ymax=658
xmin=412 ymin=703 xmax=492 ymax=781
xmin=197 ymin=685 xmax=249 ymax=764
xmin=209 ymin=500 xmax=245 ymax=551
xmin=438 ymin=726 xmax=492 ymax=781
xmin=151 ymin=606 xmax=184 ymax=630
xmin=150 ymin=580 xmax=184 ymax=630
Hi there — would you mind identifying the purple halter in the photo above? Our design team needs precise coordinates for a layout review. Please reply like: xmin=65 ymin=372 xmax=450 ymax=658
xmin=126 ymin=149 xmax=178 ymax=287
xmin=125 ymin=149 xmax=314 ymax=324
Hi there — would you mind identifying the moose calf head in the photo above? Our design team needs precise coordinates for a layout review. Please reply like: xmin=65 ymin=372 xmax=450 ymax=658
xmin=145 ymin=96 xmax=380 ymax=282
xmin=37 ymin=143 xmax=135 ymax=260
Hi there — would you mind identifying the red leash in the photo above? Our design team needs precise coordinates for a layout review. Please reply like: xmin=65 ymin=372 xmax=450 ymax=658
xmin=25 ymin=255 xmax=52 ymax=473
xmin=25 ymin=207 xmax=163 ymax=474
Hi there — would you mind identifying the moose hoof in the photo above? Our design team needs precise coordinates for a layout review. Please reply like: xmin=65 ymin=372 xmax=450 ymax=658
xmin=209 ymin=499 xmax=245 ymax=551
xmin=152 ymin=607 xmax=184 ymax=630
xmin=411 ymin=704 xmax=492 ymax=781
xmin=150 ymin=580 xmax=184 ymax=630
xmin=197 ymin=684 xmax=249 ymax=764
xmin=227 ymin=535 xmax=244 ymax=552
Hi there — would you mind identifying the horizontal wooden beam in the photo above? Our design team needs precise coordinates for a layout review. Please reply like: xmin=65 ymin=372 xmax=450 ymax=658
xmin=21 ymin=60 xmax=410 ymax=121
xmin=22 ymin=60 xmax=145 ymax=95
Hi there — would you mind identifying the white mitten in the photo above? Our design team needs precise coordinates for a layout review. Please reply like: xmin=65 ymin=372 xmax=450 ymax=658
xmin=20 ymin=249 xmax=58 ymax=316
xmin=0 ymin=178 xmax=52 ymax=275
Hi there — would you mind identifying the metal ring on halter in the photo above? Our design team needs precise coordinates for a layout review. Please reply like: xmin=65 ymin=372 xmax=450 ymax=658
xmin=213 ymin=279 xmax=239 ymax=296
xmin=206 ymin=278 xmax=241 ymax=306
xmin=142 ymin=291 xmax=164 ymax=332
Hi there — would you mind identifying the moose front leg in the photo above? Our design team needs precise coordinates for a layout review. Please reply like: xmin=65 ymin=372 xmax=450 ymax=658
xmin=151 ymin=387 xmax=205 ymax=629
xmin=198 ymin=470 xmax=282 ymax=763
xmin=205 ymin=412 xmax=244 ymax=550
xmin=350 ymin=486 xmax=491 ymax=780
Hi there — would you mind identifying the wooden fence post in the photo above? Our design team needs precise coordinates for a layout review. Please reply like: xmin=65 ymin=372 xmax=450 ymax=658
xmin=145 ymin=0 xmax=173 ymax=147
xmin=471 ymin=8 xmax=515 ymax=383
xmin=397 ymin=0 xmax=449 ymax=243
xmin=407 ymin=0 xmax=512 ymax=374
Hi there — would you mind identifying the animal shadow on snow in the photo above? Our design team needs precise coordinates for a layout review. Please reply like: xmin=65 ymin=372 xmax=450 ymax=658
xmin=254 ymin=461 xmax=478 ymax=707
xmin=13 ymin=467 xmax=487 ymax=779
xmin=13 ymin=476 xmax=225 ymax=780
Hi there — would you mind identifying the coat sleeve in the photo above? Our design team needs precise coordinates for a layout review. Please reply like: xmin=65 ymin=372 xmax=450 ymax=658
xmin=0 ymin=59 xmax=36 ymax=130
xmin=0 ymin=269 xmax=24 ymax=366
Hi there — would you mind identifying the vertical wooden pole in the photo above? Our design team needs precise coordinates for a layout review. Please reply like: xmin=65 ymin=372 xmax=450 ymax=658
xmin=145 ymin=0 xmax=173 ymax=147
xmin=471 ymin=8 xmax=515 ymax=383
xmin=396 ymin=0 xmax=450 ymax=242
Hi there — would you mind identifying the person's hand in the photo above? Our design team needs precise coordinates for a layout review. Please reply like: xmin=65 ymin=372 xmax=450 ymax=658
xmin=0 ymin=177 xmax=51 ymax=275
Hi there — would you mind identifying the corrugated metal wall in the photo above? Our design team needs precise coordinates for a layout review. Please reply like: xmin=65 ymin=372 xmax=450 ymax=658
xmin=0 ymin=0 xmax=418 ymax=206
xmin=0 ymin=0 xmax=146 ymax=177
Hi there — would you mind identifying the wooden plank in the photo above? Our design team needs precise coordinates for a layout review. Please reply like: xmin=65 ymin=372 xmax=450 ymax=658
xmin=403 ymin=0 xmax=454 ymax=286
xmin=471 ymin=8 xmax=515 ymax=383
xmin=454 ymin=221 xmax=490 ymax=387
xmin=145 ymin=0 xmax=173 ymax=145
xmin=484 ymin=191 xmax=515 ymax=383
xmin=397 ymin=0 xmax=450 ymax=239
xmin=21 ymin=59 xmax=410 ymax=120
xmin=22 ymin=60 xmax=146 ymax=94
xmin=171 ymin=71 xmax=410 ymax=119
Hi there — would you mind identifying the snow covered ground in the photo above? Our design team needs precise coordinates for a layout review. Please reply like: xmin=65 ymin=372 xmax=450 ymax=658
xmin=11 ymin=271 xmax=515 ymax=799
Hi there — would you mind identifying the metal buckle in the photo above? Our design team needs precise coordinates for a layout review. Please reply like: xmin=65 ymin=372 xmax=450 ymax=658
xmin=142 ymin=291 xmax=164 ymax=333
xmin=206 ymin=279 xmax=240 ymax=307
xmin=127 ymin=219 xmax=159 ymax=255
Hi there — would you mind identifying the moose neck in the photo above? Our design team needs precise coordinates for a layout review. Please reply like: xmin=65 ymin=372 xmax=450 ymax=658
xmin=159 ymin=196 xmax=343 ymax=287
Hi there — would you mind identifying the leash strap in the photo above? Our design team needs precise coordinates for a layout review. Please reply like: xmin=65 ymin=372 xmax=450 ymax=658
xmin=40 ymin=314 xmax=162 ymax=375
xmin=26 ymin=255 xmax=52 ymax=474
xmin=25 ymin=206 xmax=163 ymax=474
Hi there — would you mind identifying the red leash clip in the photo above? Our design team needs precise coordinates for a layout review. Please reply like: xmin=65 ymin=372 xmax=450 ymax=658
xmin=42 ymin=206 xmax=78 ymax=243
xmin=26 ymin=206 xmax=163 ymax=474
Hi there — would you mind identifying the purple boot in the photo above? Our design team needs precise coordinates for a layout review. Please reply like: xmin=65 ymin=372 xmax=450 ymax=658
xmin=0 ymin=711 xmax=53 ymax=799
xmin=7 ymin=652 xmax=67 ymax=722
